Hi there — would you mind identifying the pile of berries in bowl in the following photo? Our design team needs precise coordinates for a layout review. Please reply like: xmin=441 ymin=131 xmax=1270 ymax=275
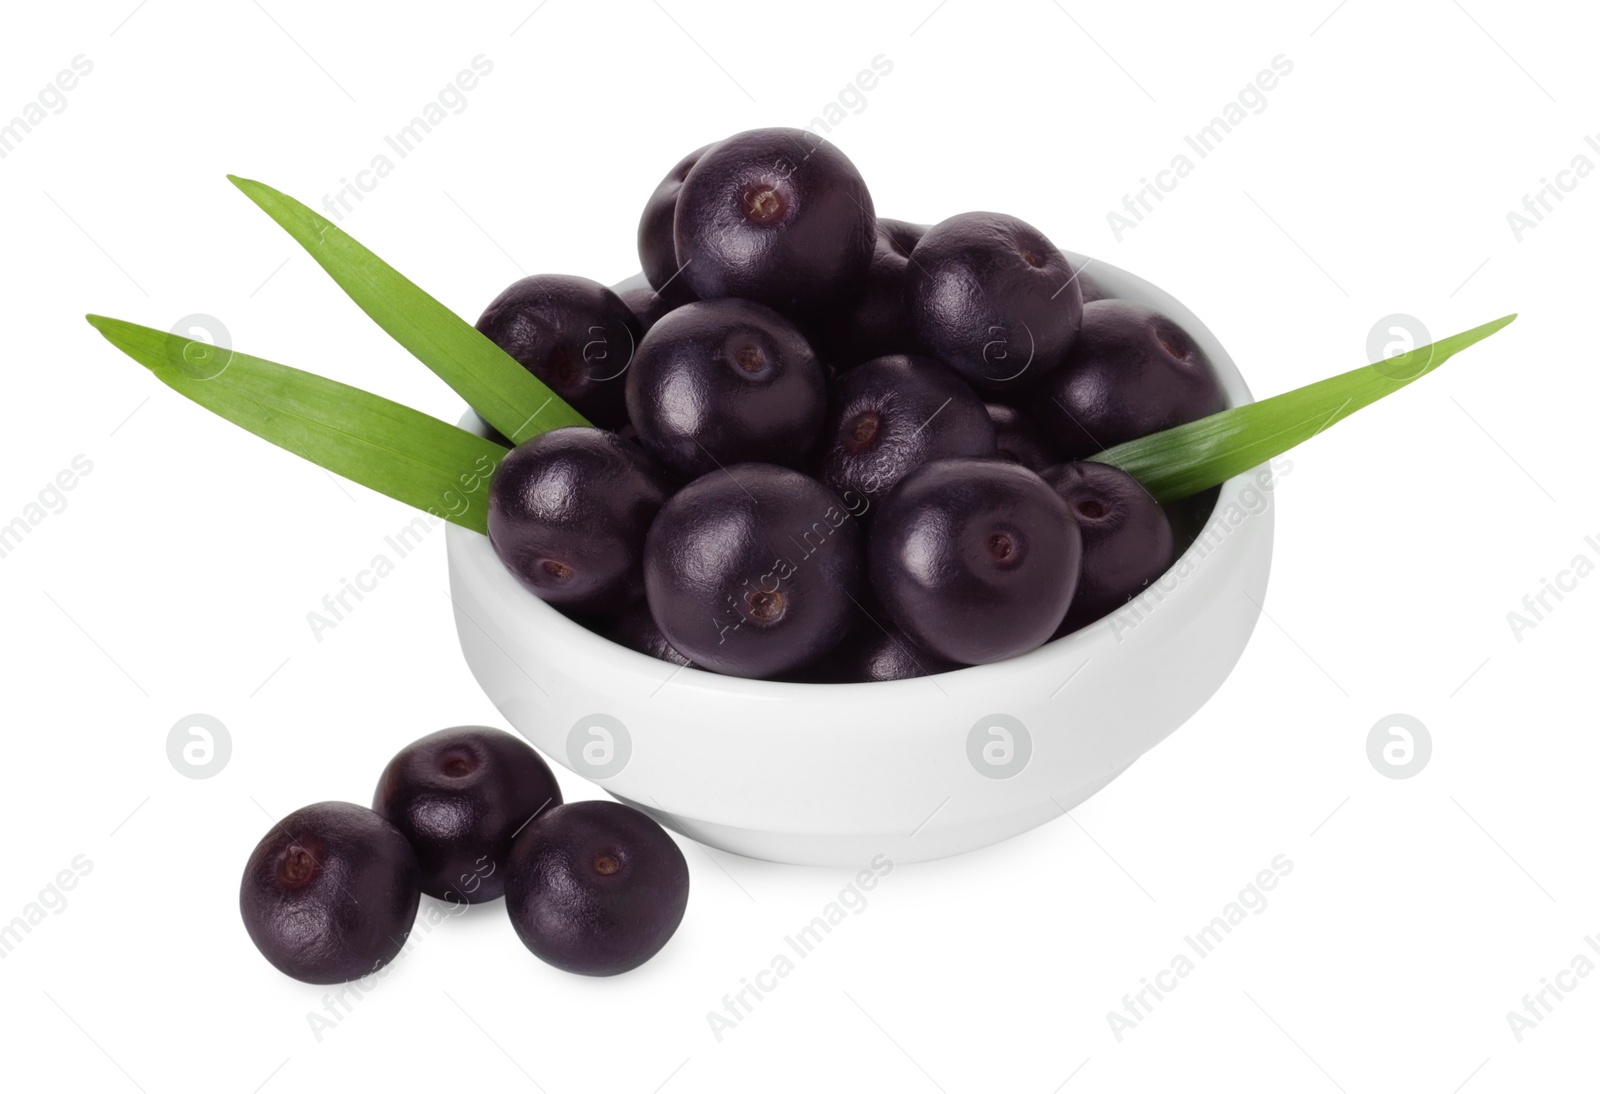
xmin=475 ymin=126 xmax=1226 ymax=682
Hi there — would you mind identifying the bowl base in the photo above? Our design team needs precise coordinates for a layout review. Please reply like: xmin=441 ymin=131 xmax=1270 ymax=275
xmin=609 ymin=762 xmax=1132 ymax=866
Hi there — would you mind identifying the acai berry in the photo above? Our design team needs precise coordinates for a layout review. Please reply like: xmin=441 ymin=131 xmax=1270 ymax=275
xmin=505 ymin=800 xmax=689 ymax=976
xmin=488 ymin=427 xmax=673 ymax=616
xmin=908 ymin=211 xmax=1082 ymax=391
xmin=1032 ymin=300 xmax=1225 ymax=460
xmin=239 ymin=802 xmax=421 ymax=985
xmin=674 ymin=127 xmax=876 ymax=313
xmin=1042 ymin=461 xmax=1174 ymax=635
xmin=475 ymin=274 xmax=641 ymax=430
xmin=869 ymin=458 xmax=1081 ymax=665
xmin=643 ymin=464 xmax=864 ymax=678
xmin=625 ymin=298 xmax=827 ymax=479
xmin=373 ymin=727 xmax=563 ymax=904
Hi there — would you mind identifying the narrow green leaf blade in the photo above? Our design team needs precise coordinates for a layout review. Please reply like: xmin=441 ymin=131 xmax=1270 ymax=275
xmin=1094 ymin=314 xmax=1517 ymax=503
xmin=226 ymin=174 xmax=587 ymax=443
xmin=86 ymin=315 xmax=506 ymax=534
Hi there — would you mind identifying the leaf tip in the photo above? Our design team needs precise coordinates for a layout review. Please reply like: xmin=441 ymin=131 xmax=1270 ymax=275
xmin=1481 ymin=312 xmax=1518 ymax=339
xmin=227 ymin=174 xmax=271 ymax=202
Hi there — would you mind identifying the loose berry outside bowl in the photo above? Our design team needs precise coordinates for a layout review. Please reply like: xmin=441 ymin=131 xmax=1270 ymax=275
xmin=446 ymin=253 xmax=1273 ymax=866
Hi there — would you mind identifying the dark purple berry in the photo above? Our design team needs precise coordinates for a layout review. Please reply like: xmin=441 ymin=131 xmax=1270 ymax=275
xmin=625 ymin=298 xmax=827 ymax=479
xmin=805 ymin=218 xmax=927 ymax=366
xmin=373 ymin=727 xmax=563 ymax=905
xmin=986 ymin=403 xmax=1052 ymax=471
xmin=909 ymin=212 xmax=1082 ymax=391
xmin=239 ymin=802 xmax=421 ymax=985
xmin=644 ymin=464 xmax=864 ymax=678
xmin=1033 ymin=299 xmax=1226 ymax=460
xmin=637 ymin=143 xmax=710 ymax=302
xmin=806 ymin=620 xmax=956 ymax=683
xmin=616 ymin=282 xmax=686 ymax=335
xmin=818 ymin=354 xmax=995 ymax=513
xmin=612 ymin=604 xmax=695 ymax=668
xmin=505 ymin=800 xmax=689 ymax=976
xmin=488 ymin=427 xmax=672 ymax=615
xmin=1041 ymin=462 xmax=1174 ymax=635
xmin=674 ymin=128 xmax=875 ymax=313
xmin=869 ymin=458 xmax=1081 ymax=665
xmin=475 ymin=274 xmax=641 ymax=430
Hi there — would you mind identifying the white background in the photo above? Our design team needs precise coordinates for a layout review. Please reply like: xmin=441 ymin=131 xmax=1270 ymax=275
xmin=1 ymin=1 xmax=1594 ymax=1090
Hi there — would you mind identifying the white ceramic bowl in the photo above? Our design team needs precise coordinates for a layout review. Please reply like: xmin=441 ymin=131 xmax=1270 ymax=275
xmin=446 ymin=253 xmax=1274 ymax=865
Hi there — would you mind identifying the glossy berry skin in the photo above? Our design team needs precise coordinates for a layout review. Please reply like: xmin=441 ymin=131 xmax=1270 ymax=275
xmin=475 ymin=274 xmax=641 ymax=429
xmin=806 ymin=620 xmax=956 ymax=683
xmin=818 ymin=354 xmax=995 ymax=514
xmin=638 ymin=143 xmax=711 ymax=303
xmin=806 ymin=218 xmax=927 ymax=367
xmin=1042 ymin=462 xmax=1174 ymax=636
xmin=616 ymin=283 xmax=685 ymax=335
xmin=505 ymin=800 xmax=689 ymax=976
xmin=625 ymin=299 xmax=827 ymax=479
xmin=869 ymin=458 xmax=1081 ymax=665
xmin=488 ymin=427 xmax=672 ymax=615
xmin=908 ymin=212 xmax=1082 ymax=391
xmin=985 ymin=403 xmax=1053 ymax=471
xmin=644 ymin=464 xmax=864 ymax=678
xmin=612 ymin=604 xmax=695 ymax=668
xmin=239 ymin=802 xmax=421 ymax=985
xmin=674 ymin=128 xmax=876 ymax=313
xmin=1033 ymin=300 xmax=1226 ymax=460
xmin=373 ymin=727 xmax=563 ymax=905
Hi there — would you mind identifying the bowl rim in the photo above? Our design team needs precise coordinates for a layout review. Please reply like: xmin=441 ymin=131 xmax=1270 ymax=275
xmin=451 ymin=250 xmax=1262 ymax=699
